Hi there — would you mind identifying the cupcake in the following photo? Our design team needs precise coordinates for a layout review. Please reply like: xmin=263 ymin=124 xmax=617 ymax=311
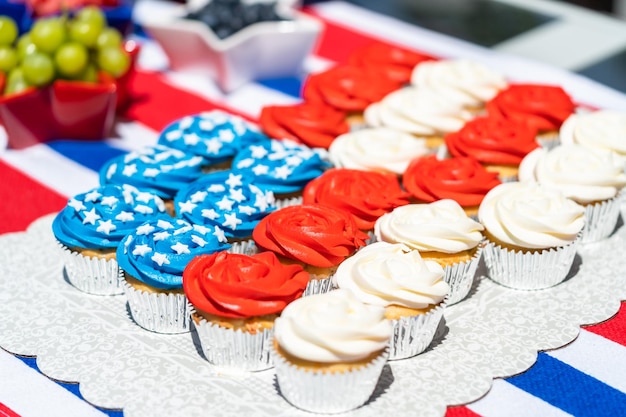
xmin=183 ymin=251 xmax=309 ymax=371
xmin=116 ymin=217 xmax=231 ymax=333
xmin=374 ymin=200 xmax=483 ymax=304
xmin=559 ymin=110 xmax=626 ymax=157
xmin=519 ymin=144 xmax=626 ymax=243
xmin=402 ymin=155 xmax=502 ymax=217
xmin=252 ymin=204 xmax=369 ymax=295
xmin=158 ymin=110 xmax=267 ymax=169
xmin=349 ymin=42 xmax=434 ymax=84
xmin=271 ymin=289 xmax=392 ymax=414
xmin=52 ymin=184 xmax=167 ymax=295
xmin=333 ymin=242 xmax=448 ymax=359
xmin=478 ymin=182 xmax=585 ymax=290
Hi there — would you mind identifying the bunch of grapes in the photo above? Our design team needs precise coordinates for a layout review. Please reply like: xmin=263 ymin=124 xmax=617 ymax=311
xmin=0 ymin=6 xmax=130 ymax=96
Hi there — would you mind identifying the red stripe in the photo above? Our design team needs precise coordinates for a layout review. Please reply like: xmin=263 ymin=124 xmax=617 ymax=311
xmin=445 ymin=406 xmax=482 ymax=417
xmin=0 ymin=403 xmax=20 ymax=417
xmin=583 ymin=301 xmax=626 ymax=346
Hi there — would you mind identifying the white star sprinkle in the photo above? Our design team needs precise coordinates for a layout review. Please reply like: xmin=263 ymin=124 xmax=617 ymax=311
xmin=174 ymin=225 xmax=192 ymax=235
xmin=68 ymin=198 xmax=86 ymax=212
xmin=84 ymin=190 xmax=101 ymax=202
xmin=254 ymin=194 xmax=271 ymax=212
xmin=213 ymin=226 xmax=227 ymax=243
xmin=151 ymin=252 xmax=170 ymax=266
xmin=157 ymin=220 xmax=174 ymax=229
xmin=236 ymin=158 xmax=255 ymax=169
xmin=219 ymin=130 xmax=235 ymax=143
xmin=286 ymin=156 xmax=303 ymax=167
xmin=134 ymin=205 xmax=154 ymax=215
xmin=229 ymin=188 xmax=245 ymax=203
xmin=252 ymin=164 xmax=269 ymax=175
xmin=184 ymin=133 xmax=201 ymax=146
xmin=106 ymin=163 xmax=117 ymax=180
xmin=191 ymin=235 xmax=208 ymax=247
xmin=178 ymin=116 xmax=194 ymax=130
xmin=122 ymin=164 xmax=138 ymax=177
xmin=190 ymin=191 xmax=208 ymax=203
xmin=135 ymin=192 xmax=155 ymax=204
xmin=222 ymin=213 xmax=242 ymax=230
xmin=82 ymin=208 xmax=101 ymax=225
xmin=198 ymin=120 xmax=215 ymax=131
xmin=207 ymin=184 xmax=226 ymax=193
xmin=225 ymin=173 xmax=243 ymax=188
xmin=171 ymin=242 xmax=190 ymax=255
xmin=201 ymin=209 xmax=219 ymax=220
xmin=143 ymin=168 xmax=161 ymax=178
xmin=116 ymin=211 xmax=135 ymax=222
xmin=206 ymin=138 xmax=223 ymax=154
xmin=178 ymin=200 xmax=197 ymax=214
xmin=132 ymin=244 xmax=151 ymax=257
xmin=96 ymin=220 xmax=116 ymax=235
xmin=216 ymin=196 xmax=235 ymax=211
xmin=250 ymin=145 xmax=268 ymax=159
xmin=153 ymin=231 xmax=171 ymax=241
xmin=239 ymin=205 xmax=256 ymax=215
xmin=165 ymin=130 xmax=182 ymax=141
xmin=193 ymin=224 xmax=212 ymax=235
xmin=274 ymin=165 xmax=292 ymax=180
xmin=136 ymin=224 xmax=155 ymax=235
xmin=100 ymin=196 xmax=119 ymax=207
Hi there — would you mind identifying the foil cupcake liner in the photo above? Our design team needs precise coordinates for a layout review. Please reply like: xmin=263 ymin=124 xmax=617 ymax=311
xmin=227 ymin=239 xmax=259 ymax=256
xmin=122 ymin=278 xmax=191 ymax=334
xmin=442 ymin=245 xmax=482 ymax=305
xmin=275 ymin=196 xmax=303 ymax=210
xmin=388 ymin=299 xmax=447 ymax=361
xmin=192 ymin=311 xmax=274 ymax=371
xmin=57 ymin=242 xmax=124 ymax=296
xmin=580 ymin=191 xmax=623 ymax=244
xmin=271 ymin=344 xmax=390 ymax=414
xmin=536 ymin=132 xmax=560 ymax=150
xmin=303 ymin=275 xmax=336 ymax=297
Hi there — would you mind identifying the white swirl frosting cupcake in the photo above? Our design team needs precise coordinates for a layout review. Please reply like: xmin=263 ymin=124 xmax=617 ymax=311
xmin=560 ymin=110 xmax=626 ymax=157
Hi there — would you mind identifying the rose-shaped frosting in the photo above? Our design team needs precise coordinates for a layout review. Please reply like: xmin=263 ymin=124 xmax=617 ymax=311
xmin=364 ymin=87 xmax=472 ymax=136
xmin=231 ymin=139 xmax=330 ymax=195
xmin=328 ymin=127 xmax=430 ymax=175
xmin=374 ymin=200 xmax=485 ymax=253
xmin=183 ymin=251 xmax=309 ymax=319
xmin=334 ymin=242 xmax=449 ymax=310
xmin=100 ymin=145 xmax=208 ymax=200
xmin=410 ymin=59 xmax=508 ymax=108
xmin=403 ymin=155 xmax=501 ymax=207
xmin=303 ymin=64 xmax=403 ymax=112
xmin=478 ymin=182 xmax=585 ymax=249
xmin=445 ymin=115 xmax=539 ymax=165
xmin=52 ymin=184 xmax=167 ymax=250
xmin=487 ymin=84 xmax=575 ymax=132
xmin=274 ymin=289 xmax=392 ymax=363
xmin=259 ymin=102 xmax=349 ymax=149
xmin=303 ymin=168 xmax=410 ymax=230
xmin=518 ymin=145 xmax=626 ymax=204
xmin=116 ymin=217 xmax=231 ymax=289
xmin=174 ymin=171 xmax=277 ymax=239
xmin=252 ymin=204 xmax=368 ymax=267
xmin=560 ymin=110 xmax=626 ymax=156
xmin=158 ymin=110 xmax=267 ymax=164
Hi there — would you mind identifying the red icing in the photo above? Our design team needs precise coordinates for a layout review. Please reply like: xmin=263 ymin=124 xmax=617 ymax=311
xmin=487 ymin=84 xmax=575 ymax=132
xmin=183 ymin=251 xmax=308 ymax=319
xmin=252 ymin=204 xmax=368 ymax=267
xmin=303 ymin=168 xmax=410 ymax=230
xmin=445 ymin=115 xmax=539 ymax=165
xmin=403 ymin=155 xmax=501 ymax=207
xmin=259 ymin=102 xmax=349 ymax=149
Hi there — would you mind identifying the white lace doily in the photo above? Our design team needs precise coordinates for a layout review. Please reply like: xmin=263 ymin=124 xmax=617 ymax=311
xmin=0 ymin=212 xmax=625 ymax=417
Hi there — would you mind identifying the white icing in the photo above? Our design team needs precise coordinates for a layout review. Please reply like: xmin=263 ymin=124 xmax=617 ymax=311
xmin=559 ymin=110 xmax=626 ymax=156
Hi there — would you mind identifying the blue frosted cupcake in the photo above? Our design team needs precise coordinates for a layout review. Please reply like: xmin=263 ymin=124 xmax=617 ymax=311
xmin=116 ymin=217 xmax=231 ymax=333
xmin=52 ymin=184 xmax=167 ymax=295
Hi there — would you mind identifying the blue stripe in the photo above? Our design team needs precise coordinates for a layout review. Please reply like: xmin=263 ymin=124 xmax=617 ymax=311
xmin=47 ymin=140 xmax=127 ymax=173
xmin=256 ymin=77 xmax=303 ymax=98
xmin=507 ymin=352 xmax=626 ymax=417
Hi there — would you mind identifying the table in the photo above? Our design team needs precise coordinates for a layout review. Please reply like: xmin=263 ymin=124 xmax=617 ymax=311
xmin=1 ymin=1 xmax=626 ymax=416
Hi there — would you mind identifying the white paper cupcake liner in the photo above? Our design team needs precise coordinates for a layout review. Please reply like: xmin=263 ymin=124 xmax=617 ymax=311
xmin=442 ymin=245 xmax=482 ymax=305
xmin=271 ymin=344 xmax=390 ymax=414
xmin=388 ymin=299 xmax=447 ymax=361
xmin=303 ymin=275 xmax=335 ymax=297
xmin=482 ymin=235 xmax=580 ymax=290
xmin=580 ymin=191 xmax=623 ymax=244
xmin=192 ymin=311 xmax=274 ymax=371
xmin=122 ymin=278 xmax=191 ymax=334
xmin=57 ymin=242 xmax=124 ymax=296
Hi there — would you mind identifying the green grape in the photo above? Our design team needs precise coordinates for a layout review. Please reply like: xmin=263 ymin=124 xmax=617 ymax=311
xmin=30 ymin=18 xmax=66 ymax=54
xmin=0 ymin=46 xmax=18 ymax=72
xmin=22 ymin=52 xmax=55 ymax=87
xmin=0 ymin=16 xmax=18 ymax=46
xmin=55 ymin=42 xmax=88 ymax=77
xmin=16 ymin=34 xmax=39 ymax=60
xmin=96 ymin=28 xmax=122 ymax=50
xmin=76 ymin=63 xmax=98 ymax=82
xmin=5 ymin=67 xmax=31 ymax=95
xmin=75 ymin=6 xmax=107 ymax=30
xmin=68 ymin=20 xmax=102 ymax=48
xmin=97 ymin=46 xmax=130 ymax=78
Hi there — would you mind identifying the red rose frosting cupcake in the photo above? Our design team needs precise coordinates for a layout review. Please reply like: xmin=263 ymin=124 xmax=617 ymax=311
xmin=184 ymin=251 xmax=309 ymax=371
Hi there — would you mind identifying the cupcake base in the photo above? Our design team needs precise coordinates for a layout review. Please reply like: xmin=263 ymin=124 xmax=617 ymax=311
xmin=580 ymin=192 xmax=623 ymax=244
xmin=58 ymin=242 xmax=124 ymax=296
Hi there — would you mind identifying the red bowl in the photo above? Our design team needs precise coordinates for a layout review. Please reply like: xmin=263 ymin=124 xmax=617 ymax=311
xmin=0 ymin=41 xmax=139 ymax=149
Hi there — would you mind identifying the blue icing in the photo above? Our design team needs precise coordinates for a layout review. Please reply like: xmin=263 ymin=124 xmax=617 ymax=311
xmin=157 ymin=110 xmax=268 ymax=164
xmin=231 ymin=139 xmax=331 ymax=194
xmin=99 ymin=145 xmax=208 ymax=199
xmin=52 ymin=184 xmax=167 ymax=250
xmin=116 ymin=217 xmax=231 ymax=290
xmin=174 ymin=170 xmax=277 ymax=239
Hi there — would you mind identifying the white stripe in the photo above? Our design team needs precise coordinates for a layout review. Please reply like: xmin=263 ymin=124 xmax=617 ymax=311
xmin=109 ymin=121 xmax=159 ymax=152
xmin=546 ymin=329 xmax=626 ymax=394
xmin=467 ymin=379 xmax=574 ymax=417
xmin=0 ymin=349 xmax=106 ymax=417
xmin=224 ymin=83 xmax=301 ymax=120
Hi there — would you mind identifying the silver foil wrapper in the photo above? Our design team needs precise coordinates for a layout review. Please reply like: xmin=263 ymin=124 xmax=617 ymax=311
xmin=271 ymin=345 xmax=390 ymax=414
xmin=441 ymin=245 xmax=482 ymax=305
xmin=536 ymin=132 xmax=560 ymax=150
xmin=275 ymin=196 xmax=303 ymax=210
xmin=227 ymin=239 xmax=259 ymax=256
xmin=303 ymin=275 xmax=335 ymax=297
xmin=58 ymin=242 xmax=123 ymax=296
xmin=581 ymin=191 xmax=623 ymax=244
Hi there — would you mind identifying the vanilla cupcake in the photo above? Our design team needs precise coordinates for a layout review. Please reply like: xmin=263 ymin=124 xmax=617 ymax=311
xmin=271 ymin=289 xmax=392 ymax=414
xmin=333 ymin=242 xmax=449 ymax=359
xmin=374 ymin=200 xmax=484 ymax=304
xmin=560 ymin=110 xmax=626 ymax=157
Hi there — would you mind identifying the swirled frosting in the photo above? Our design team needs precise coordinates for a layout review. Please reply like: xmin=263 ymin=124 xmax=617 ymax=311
xmin=259 ymin=102 xmax=349 ymax=149
xmin=560 ymin=110 xmax=626 ymax=156
xmin=52 ymin=184 xmax=167 ymax=250
xmin=328 ymin=127 xmax=430 ymax=175
xmin=333 ymin=242 xmax=449 ymax=309
xmin=349 ymin=42 xmax=434 ymax=84
xmin=100 ymin=145 xmax=207 ymax=199
xmin=364 ymin=87 xmax=472 ymax=136
xmin=231 ymin=139 xmax=330 ymax=195
xmin=403 ymin=155 xmax=501 ymax=207
xmin=410 ymin=59 xmax=508 ymax=107
xmin=174 ymin=171 xmax=276 ymax=239
xmin=374 ymin=200 xmax=484 ymax=253
xmin=183 ymin=251 xmax=309 ymax=319
xmin=273 ymin=289 xmax=392 ymax=363
xmin=478 ymin=182 xmax=585 ymax=249
xmin=445 ymin=115 xmax=539 ymax=165
xmin=487 ymin=84 xmax=575 ymax=132
xmin=518 ymin=145 xmax=626 ymax=204
xmin=158 ymin=110 xmax=267 ymax=163
xmin=252 ymin=204 xmax=369 ymax=268
xmin=303 ymin=168 xmax=410 ymax=230
xmin=116 ymin=217 xmax=231 ymax=289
